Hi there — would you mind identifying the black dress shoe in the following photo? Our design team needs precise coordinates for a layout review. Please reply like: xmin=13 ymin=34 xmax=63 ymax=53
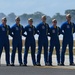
xmin=70 ymin=63 xmax=75 ymax=66
xmin=48 ymin=63 xmax=53 ymax=66
xmin=58 ymin=63 xmax=60 ymax=66
xmin=60 ymin=63 xmax=64 ymax=66
xmin=23 ymin=64 xmax=27 ymax=66
xmin=11 ymin=63 xmax=15 ymax=66
xmin=33 ymin=64 xmax=37 ymax=66
xmin=45 ymin=63 xmax=48 ymax=66
xmin=36 ymin=63 xmax=41 ymax=66
xmin=6 ymin=64 xmax=10 ymax=66
xmin=19 ymin=63 xmax=23 ymax=66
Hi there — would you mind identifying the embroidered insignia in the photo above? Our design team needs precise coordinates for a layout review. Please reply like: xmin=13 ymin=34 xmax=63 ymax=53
xmin=42 ymin=26 xmax=45 ymax=29
xmin=67 ymin=25 xmax=70 ymax=28
xmin=52 ymin=30 xmax=55 ymax=33
xmin=2 ymin=27 xmax=5 ymax=31
xmin=16 ymin=27 xmax=19 ymax=30
xmin=29 ymin=28 xmax=31 ymax=31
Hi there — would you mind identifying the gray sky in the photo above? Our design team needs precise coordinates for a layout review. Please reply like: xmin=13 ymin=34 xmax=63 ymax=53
xmin=0 ymin=0 xmax=74 ymax=17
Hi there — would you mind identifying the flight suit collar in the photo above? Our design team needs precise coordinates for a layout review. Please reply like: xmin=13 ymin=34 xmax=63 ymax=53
xmin=66 ymin=21 xmax=71 ymax=25
xmin=42 ymin=22 xmax=46 ymax=25
xmin=15 ymin=23 xmax=20 ymax=27
xmin=1 ymin=24 xmax=7 ymax=27
xmin=52 ymin=25 xmax=57 ymax=29
xmin=28 ymin=24 xmax=33 ymax=28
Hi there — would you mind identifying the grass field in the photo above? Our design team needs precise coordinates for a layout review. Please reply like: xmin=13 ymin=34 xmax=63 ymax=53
xmin=2 ymin=40 xmax=75 ymax=55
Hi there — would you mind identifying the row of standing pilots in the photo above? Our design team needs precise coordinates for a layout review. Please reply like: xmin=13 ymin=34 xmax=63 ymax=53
xmin=0 ymin=14 xmax=75 ymax=66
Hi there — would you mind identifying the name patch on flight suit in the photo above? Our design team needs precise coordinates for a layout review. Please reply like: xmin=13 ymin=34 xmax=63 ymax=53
xmin=42 ymin=26 xmax=45 ymax=29
xmin=52 ymin=30 xmax=55 ymax=33
xmin=67 ymin=25 xmax=70 ymax=28
xmin=2 ymin=27 xmax=5 ymax=31
xmin=29 ymin=28 xmax=31 ymax=31
xmin=16 ymin=27 xmax=19 ymax=30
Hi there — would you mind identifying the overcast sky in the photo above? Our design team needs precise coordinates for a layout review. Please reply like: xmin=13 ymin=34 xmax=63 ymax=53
xmin=0 ymin=0 xmax=75 ymax=17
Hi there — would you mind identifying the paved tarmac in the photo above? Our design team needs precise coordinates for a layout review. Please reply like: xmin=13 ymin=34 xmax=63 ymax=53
xmin=0 ymin=53 xmax=75 ymax=75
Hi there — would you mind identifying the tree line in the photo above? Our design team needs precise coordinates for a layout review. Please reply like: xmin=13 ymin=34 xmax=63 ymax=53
xmin=0 ymin=9 xmax=75 ymax=27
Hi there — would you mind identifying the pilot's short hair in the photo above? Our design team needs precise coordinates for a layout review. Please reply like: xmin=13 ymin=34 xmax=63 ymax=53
xmin=42 ymin=15 xmax=46 ymax=19
xmin=2 ymin=17 xmax=7 ymax=21
xmin=28 ymin=18 xmax=33 ymax=22
xmin=15 ymin=16 xmax=20 ymax=20
xmin=66 ymin=14 xmax=71 ymax=17
xmin=52 ymin=19 xmax=57 ymax=22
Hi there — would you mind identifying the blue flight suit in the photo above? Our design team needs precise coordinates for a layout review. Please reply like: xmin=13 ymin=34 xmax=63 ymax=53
xmin=61 ymin=21 xmax=75 ymax=64
xmin=11 ymin=24 xmax=24 ymax=64
xmin=23 ymin=25 xmax=36 ymax=65
xmin=0 ymin=24 xmax=11 ymax=65
xmin=36 ymin=22 xmax=49 ymax=65
xmin=49 ymin=26 xmax=61 ymax=65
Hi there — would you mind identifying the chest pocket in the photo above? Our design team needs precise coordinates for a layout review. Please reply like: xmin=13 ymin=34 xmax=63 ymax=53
xmin=42 ymin=26 xmax=45 ymax=29
xmin=2 ymin=27 xmax=5 ymax=31
xmin=3 ymin=25 xmax=9 ymax=36
xmin=66 ymin=25 xmax=71 ymax=33
xmin=42 ymin=24 xmax=48 ymax=35
xmin=16 ymin=25 xmax=22 ymax=35
xmin=52 ymin=29 xmax=55 ymax=33
xmin=52 ymin=27 xmax=59 ymax=35
xmin=66 ymin=23 xmax=74 ymax=34
xmin=16 ymin=27 xmax=19 ymax=31
xmin=28 ymin=26 xmax=35 ymax=35
xmin=67 ymin=25 xmax=70 ymax=29
xmin=28 ymin=28 xmax=32 ymax=32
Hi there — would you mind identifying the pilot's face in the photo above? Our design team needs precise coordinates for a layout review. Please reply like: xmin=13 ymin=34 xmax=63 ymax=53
xmin=52 ymin=21 xmax=57 ymax=26
xmin=42 ymin=17 xmax=46 ymax=23
xmin=2 ymin=19 xmax=7 ymax=24
xmin=28 ymin=21 xmax=33 ymax=25
xmin=16 ymin=19 xmax=20 ymax=24
xmin=66 ymin=16 xmax=71 ymax=21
